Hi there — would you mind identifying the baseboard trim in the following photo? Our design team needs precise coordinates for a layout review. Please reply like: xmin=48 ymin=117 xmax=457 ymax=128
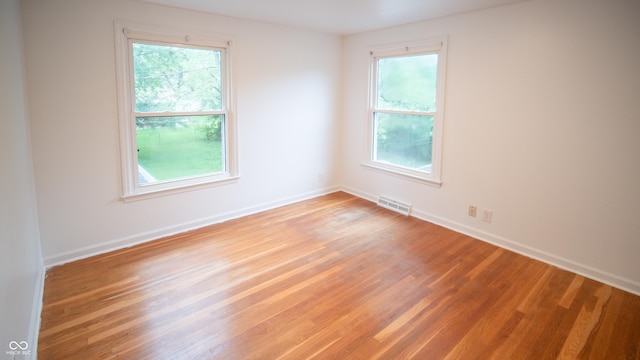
xmin=28 ymin=264 xmax=45 ymax=360
xmin=341 ymin=185 xmax=640 ymax=296
xmin=43 ymin=186 xmax=340 ymax=268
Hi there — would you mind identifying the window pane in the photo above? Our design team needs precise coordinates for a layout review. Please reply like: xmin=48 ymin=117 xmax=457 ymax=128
xmin=133 ymin=43 xmax=222 ymax=112
xmin=376 ymin=54 xmax=438 ymax=112
xmin=136 ymin=115 xmax=224 ymax=185
xmin=374 ymin=113 xmax=433 ymax=172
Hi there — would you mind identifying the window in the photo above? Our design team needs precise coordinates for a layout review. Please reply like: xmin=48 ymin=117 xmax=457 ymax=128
xmin=366 ymin=39 xmax=447 ymax=186
xmin=115 ymin=22 xmax=237 ymax=200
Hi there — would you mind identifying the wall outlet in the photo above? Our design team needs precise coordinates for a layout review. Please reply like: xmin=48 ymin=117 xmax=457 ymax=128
xmin=482 ymin=210 xmax=493 ymax=223
xmin=468 ymin=205 xmax=477 ymax=217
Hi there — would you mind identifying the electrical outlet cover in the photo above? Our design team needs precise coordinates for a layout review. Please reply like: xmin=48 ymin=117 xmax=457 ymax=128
xmin=468 ymin=206 xmax=477 ymax=217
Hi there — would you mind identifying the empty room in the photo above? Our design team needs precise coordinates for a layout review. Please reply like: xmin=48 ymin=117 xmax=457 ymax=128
xmin=1 ymin=0 xmax=639 ymax=358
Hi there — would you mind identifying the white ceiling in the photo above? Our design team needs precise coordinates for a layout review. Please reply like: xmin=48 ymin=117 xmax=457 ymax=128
xmin=141 ymin=0 xmax=528 ymax=35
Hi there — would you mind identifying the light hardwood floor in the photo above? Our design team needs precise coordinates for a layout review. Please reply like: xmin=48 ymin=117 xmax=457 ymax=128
xmin=39 ymin=192 xmax=640 ymax=359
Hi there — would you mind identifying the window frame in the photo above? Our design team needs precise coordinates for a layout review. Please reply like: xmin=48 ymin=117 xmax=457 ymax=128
xmin=114 ymin=22 xmax=238 ymax=202
xmin=364 ymin=38 xmax=447 ymax=187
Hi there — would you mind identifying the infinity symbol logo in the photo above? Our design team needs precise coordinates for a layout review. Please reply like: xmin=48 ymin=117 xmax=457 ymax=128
xmin=9 ymin=341 xmax=28 ymax=350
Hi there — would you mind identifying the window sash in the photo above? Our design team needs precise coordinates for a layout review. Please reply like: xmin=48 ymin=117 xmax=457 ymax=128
xmin=128 ymin=39 xmax=227 ymax=114
xmin=372 ymin=109 xmax=436 ymax=117
xmin=135 ymin=115 xmax=227 ymax=184
xmin=132 ymin=110 xmax=227 ymax=117
xmin=372 ymin=111 xmax=434 ymax=173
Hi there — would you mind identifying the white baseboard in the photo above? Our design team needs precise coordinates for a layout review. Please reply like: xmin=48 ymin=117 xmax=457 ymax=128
xmin=43 ymin=186 xmax=340 ymax=268
xmin=27 ymin=265 xmax=45 ymax=360
xmin=341 ymin=185 xmax=640 ymax=296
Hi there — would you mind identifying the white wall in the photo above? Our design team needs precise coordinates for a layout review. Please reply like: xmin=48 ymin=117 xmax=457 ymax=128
xmin=21 ymin=0 xmax=342 ymax=264
xmin=0 ymin=0 xmax=44 ymax=357
xmin=342 ymin=0 xmax=640 ymax=293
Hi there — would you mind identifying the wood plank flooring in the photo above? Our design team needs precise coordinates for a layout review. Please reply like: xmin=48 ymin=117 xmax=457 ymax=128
xmin=39 ymin=192 xmax=640 ymax=359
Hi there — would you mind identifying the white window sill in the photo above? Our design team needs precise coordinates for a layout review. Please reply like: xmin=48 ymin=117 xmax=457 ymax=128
xmin=121 ymin=175 xmax=240 ymax=203
xmin=361 ymin=162 xmax=442 ymax=187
